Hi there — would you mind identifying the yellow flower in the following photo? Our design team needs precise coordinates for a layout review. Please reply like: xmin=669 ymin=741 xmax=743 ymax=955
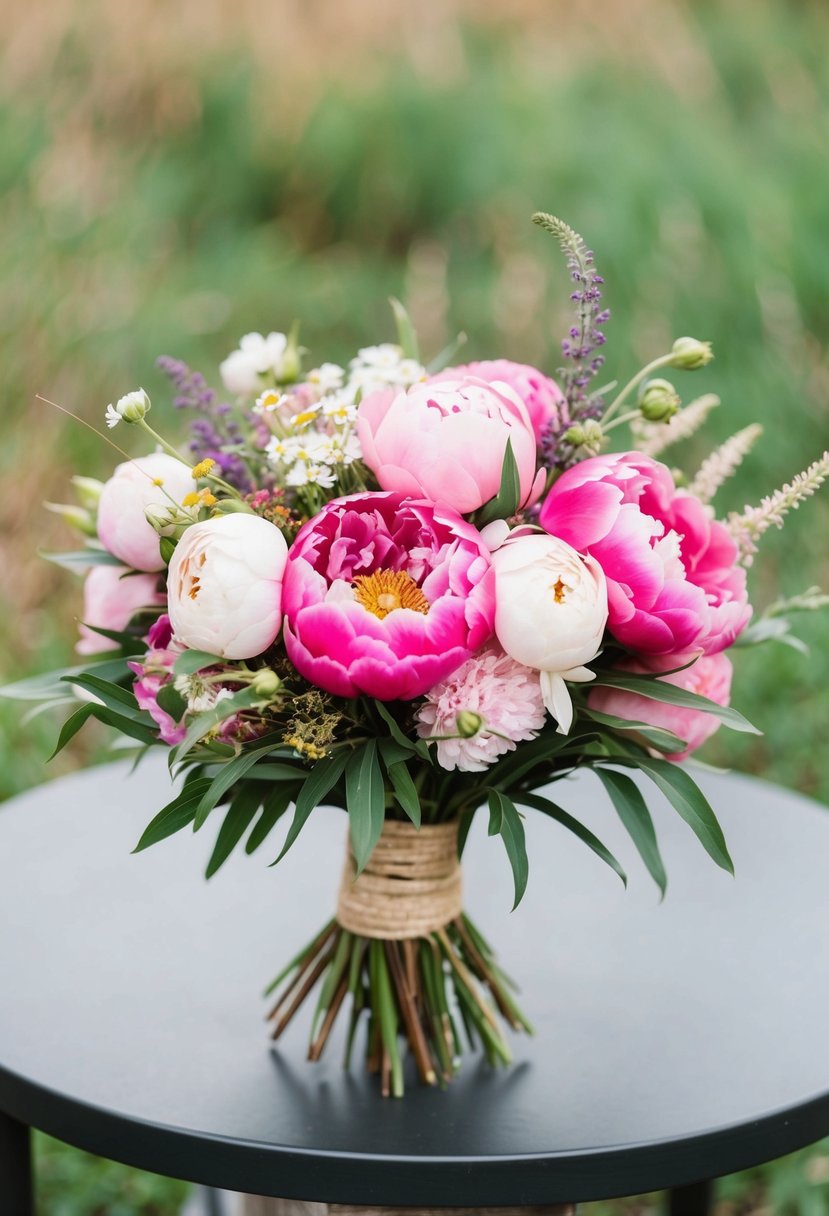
xmin=191 ymin=458 xmax=216 ymax=480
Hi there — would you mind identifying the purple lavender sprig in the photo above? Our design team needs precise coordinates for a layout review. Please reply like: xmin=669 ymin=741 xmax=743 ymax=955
xmin=532 ymin=213 xmax=610 ymax=469
xmin=156 ymin=355 xmax=253 ymax=491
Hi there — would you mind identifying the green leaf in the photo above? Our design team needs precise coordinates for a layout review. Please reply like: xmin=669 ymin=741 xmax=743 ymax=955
xmin=734 ymin=617 xmax=808 ymax=654
xmin=374 ymin=700 xmax=418 ymax=752
xmin=0 ymin=658 xmax=129 ymax=702
xmin=39 ymin=548 xmax=124 ymax=571
xmin=48 ymin=704 xmax=95 ymax=760
xmin=590 ymin=672 xmax=761 ymax=735
xmin=594 ymin=768 xmax=667 ymax=897
xmin=245 ymin=783 xmax=299 ymax=854
xmin=477 ymin=438 xmax=521 ymax=527
xmin=271 ymin=750 xmax=349 ymax=865
xmin=133 ymin=779 xmax=213 ymax=852
xmin=205 ymin=784 xmax=263 ymax=879
xmin=76 ymin=622 xmax=150 ymax=655
xmin=170 ymin=687 xmax=263 ymax=762
xmin=389 ymin=296 xmax=420 ymax=361
xmin=173 ymin=650 xmax=223 ymax=677
xmin=194 ymin=736 xmax=287 ymax=829
xmin=583 ymin=707 xmax=688 ymax=755
xmin=486 ymin=789 xmax=529 ymax=909
xmin=426 ymin=330 xmax=468 ymax=374
xmin=89 ymin=705 xmax=160 ymax=746
xmin=346 ymin=741 xmax=386 ymax=874
xmin=155 ymin=682 xmax=187 ymax=722
xmin=386 ymin=761 xmax=421 ymax=828
xmin=159 ymin=536 xmax=177 ymax=565
xmin=515 ymin=790 xmax=627 ymax=887
xmin=60 ymin=674 xmax=147 ymax=721
xmin=605 ymin=758 xmax=734 ymax=875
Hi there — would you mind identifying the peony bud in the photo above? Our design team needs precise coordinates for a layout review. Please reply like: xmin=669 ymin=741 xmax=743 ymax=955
xmin=492 ymin=533 xmax=608 ymax=734
xmin=251 ymin=668 xmax=281 ymax=696
xmin=456 ymin=710 xmax=484 ymax=738
xmin=167 ymin=513 xmax=288 ymax=660
xmin=97 ymin=453 xmax=194 ymax=572
xmin=669 ymin=337 xmax=713 ymax=370
xmin=639 ymin=378 xmax=680 ymax=422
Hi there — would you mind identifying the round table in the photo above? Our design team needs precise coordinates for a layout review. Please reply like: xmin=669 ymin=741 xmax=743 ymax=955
xmin=1 ymin=760 xmax=829 ymax=1216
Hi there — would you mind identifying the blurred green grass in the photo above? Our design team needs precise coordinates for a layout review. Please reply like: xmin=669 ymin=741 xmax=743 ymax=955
xmin=3 ymin=1 xmax=829 ymax=1212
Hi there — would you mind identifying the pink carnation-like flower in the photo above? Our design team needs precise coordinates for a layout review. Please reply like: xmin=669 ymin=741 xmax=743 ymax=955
xmin=128 ymin=615 xmax=186 ymax=745
xmin=416 ymin=645 xmax=545 ymax=771
xmin=441 ymin=359 xmax=569 ymax=447
xmin=76 ymin=564 xmax=165 ymax=655
xmin=282 ymin=492 xmax=495 ymax=700
xmin=356 ymin=375 xmax=544 ymax=515
xmin=588 ymin=652 xmax=733 ymax=761
xmin=539 ymin=452 xmax=751 ymax=656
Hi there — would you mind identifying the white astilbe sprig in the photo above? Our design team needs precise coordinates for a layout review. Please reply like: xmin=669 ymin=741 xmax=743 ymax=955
xmin=688 ymin=424 xmax=763 ymax=503
xmin=765 ymin=586 xmax=829 ymax=617
xmin=727 ymin=452 xmax=829 ymax=565
xmin=632 ymin=394 xmax=720 ymax=456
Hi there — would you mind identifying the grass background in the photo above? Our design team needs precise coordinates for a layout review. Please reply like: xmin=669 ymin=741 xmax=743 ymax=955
xmin=2 ymin=0 xmax=829 ymax=1211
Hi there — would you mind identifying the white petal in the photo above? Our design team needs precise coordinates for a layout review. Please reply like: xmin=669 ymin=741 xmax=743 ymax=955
xmin=540 ymin=671 xmax=574 ymax=735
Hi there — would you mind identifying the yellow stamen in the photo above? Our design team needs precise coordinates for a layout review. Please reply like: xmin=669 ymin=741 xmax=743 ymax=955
xmin=353 ymin=569 xmax=429 ymax=620
xmin=191 ymin=458 xmax=216 ymax=479
xmin=152 ymin=478 xmax=164 ymax=486
xmin=200 ymin=490 xmax=217 ymax=506
xmin=291 ymin=410 xmax=318 ymax=428
xmin=182 ymin=491 xmax=200 ymax=507
xmin=552 ymin=577 xmax=567 ymax=604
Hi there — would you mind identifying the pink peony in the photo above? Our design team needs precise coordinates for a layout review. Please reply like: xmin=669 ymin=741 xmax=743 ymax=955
xmin=539 ymin=452 xmax=751 ymax=656
xmin=128 ymin=615 xmax=186 ymax=744
xmin=282 ymin=492 xmax=495 ymax=700
xmin=76 ymin=564 xmax=165 ymax=655
xmin=97 ymin=453 xmax=194 ymax=572
xmin=588 ymin=652 xmax=733 ymax=761
xmin=441 ymin=359 xmax=569 ymax=447
xmin=416 ymin=645 xmax=546 ymax=772
xmin=356 ymin=375 xmax=544 ymax=516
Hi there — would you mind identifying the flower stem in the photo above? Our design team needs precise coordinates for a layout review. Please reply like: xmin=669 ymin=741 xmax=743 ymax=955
xmin=602 ymin=354 xmax=674 ymax=425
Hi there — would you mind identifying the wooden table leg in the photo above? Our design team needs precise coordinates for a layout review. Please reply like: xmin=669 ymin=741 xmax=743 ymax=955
xmin=0 ymin=1111 xmax=33 ymax=1216
xmin=237 ymin=1201 xmax=577 ymax=1216
xmin=667 ymin=1180 xmax=713 ymax=1216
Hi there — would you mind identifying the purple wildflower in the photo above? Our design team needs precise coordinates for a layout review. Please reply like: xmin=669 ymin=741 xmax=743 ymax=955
xmin=156 ymin=355 xmax=253 ymax=491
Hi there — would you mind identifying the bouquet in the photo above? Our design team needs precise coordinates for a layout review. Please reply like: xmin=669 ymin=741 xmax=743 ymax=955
xmin=10 ymin=213 xmax=829 ymax=1097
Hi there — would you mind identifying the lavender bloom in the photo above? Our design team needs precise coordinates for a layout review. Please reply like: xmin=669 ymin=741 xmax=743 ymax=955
xmin=156 ymin=355 xmax=253 ymax=491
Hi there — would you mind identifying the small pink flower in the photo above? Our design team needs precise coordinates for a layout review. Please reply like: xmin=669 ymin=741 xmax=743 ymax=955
xmin=416 ymin=646 xmax=545 ymax=771
xmin=588 ymin=652 xmax=733 ymax=761
xmin=539 ymin=452 xmax=751 ymax=656
xmin=128 ymin=615 xmax=186 ymax=744
xmin=76 ymin=565 xmax=165 ymax=655
xmin=357 ymin=375 xmax=544 ymax=515
xmin=441 ymin=359 xmax=569 ymax=447
xmin=282 ymin=492 xmax=495 ymax=701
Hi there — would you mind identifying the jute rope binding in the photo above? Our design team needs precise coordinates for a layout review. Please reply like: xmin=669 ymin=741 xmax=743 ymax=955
xmin=336 ymin=819 xmax=462 ymax=940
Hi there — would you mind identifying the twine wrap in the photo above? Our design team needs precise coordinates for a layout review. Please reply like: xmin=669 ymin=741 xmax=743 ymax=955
xmin=336 ymin=819 xmax=462 ymax=940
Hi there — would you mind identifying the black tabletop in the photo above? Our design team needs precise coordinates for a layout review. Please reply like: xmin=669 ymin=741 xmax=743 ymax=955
xmin=1 ymin=759 xmax=829 ymax=1206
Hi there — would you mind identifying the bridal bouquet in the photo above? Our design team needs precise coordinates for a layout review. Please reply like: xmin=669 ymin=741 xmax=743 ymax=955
xmin=10 ymin=214 xmax=829 ymax=1096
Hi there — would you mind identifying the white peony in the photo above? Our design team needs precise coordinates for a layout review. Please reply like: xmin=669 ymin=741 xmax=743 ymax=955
xmin=492 ymin=533 xmax=608 ymax=734
xmin=167 ymin=514 xmax=288 ymax=660
xmin=220 ymin=332 xmax=291 ymax=396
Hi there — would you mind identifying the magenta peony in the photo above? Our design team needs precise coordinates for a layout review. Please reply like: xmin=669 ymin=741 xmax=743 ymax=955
xmin=416 ymin=645 xmax=545 ymax=772
xmin=356 ymin=375 xmax=544 ymax=515
xmin=282 ymin=492 xmax=495 ymax=700
xmin=76 ymin=564 xmax=165 ymax=655
xmin=588 ymin=652 xmax=733 ymax=761
xmin=441 ymin=359 xmax=569 ymax=447
xmin=128 ymin=615 xmax=186 ymax=745
xmin=539 ymin=452 xmax=751 ymax=656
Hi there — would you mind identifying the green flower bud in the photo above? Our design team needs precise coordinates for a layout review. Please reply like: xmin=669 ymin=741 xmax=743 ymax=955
xmin=639 ymin=378 xmax=680 ymax=422
xmin=71 ymin=476 xmax=104 ymax=511
xmin=581 ymin=420 xmax=605 ymax=449
xmin=43 ymin=501 xmax=96 ymax=536
xmin=456 ymin=710 xmax=484 ymax=738
xmin=669 ymin=337 xmax=713 ymax=370
xmin=105 ymin=388 xmax=151 ymax=428
xmin=251 ymin=669 xmax=281 ymax=696
xmin=279 ymin=325 xmax=303 ymax=384
xmin=563 ymin=424 xmax=586 ymax=446
xmin=144 ymin=504 xmax=187 ymax=538
xmin=211 ymin=498 xmax=256 ymax=515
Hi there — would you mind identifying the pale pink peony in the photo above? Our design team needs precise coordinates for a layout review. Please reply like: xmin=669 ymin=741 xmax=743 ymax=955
xmin=76 ymin=564 xmax=165 ymax=655
xmin=356 ymin=375 xmax=544 ymax=515
xmin=539 ymin=452 xmax=751 ymax=656
xmin=588 ymin=652 xmax=733 ymax=761
xmin=441 ymin=359 xmax=569 ymax=447
xmin=416 ymin=645 xmax=545 ymax=772
xmin=128 ymin=615 xmax=186 ymax=745
xmin=282 ymin=492 xmax=495 ymax=701
xmin=97 ymin=453 xmax=194 ymax=572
